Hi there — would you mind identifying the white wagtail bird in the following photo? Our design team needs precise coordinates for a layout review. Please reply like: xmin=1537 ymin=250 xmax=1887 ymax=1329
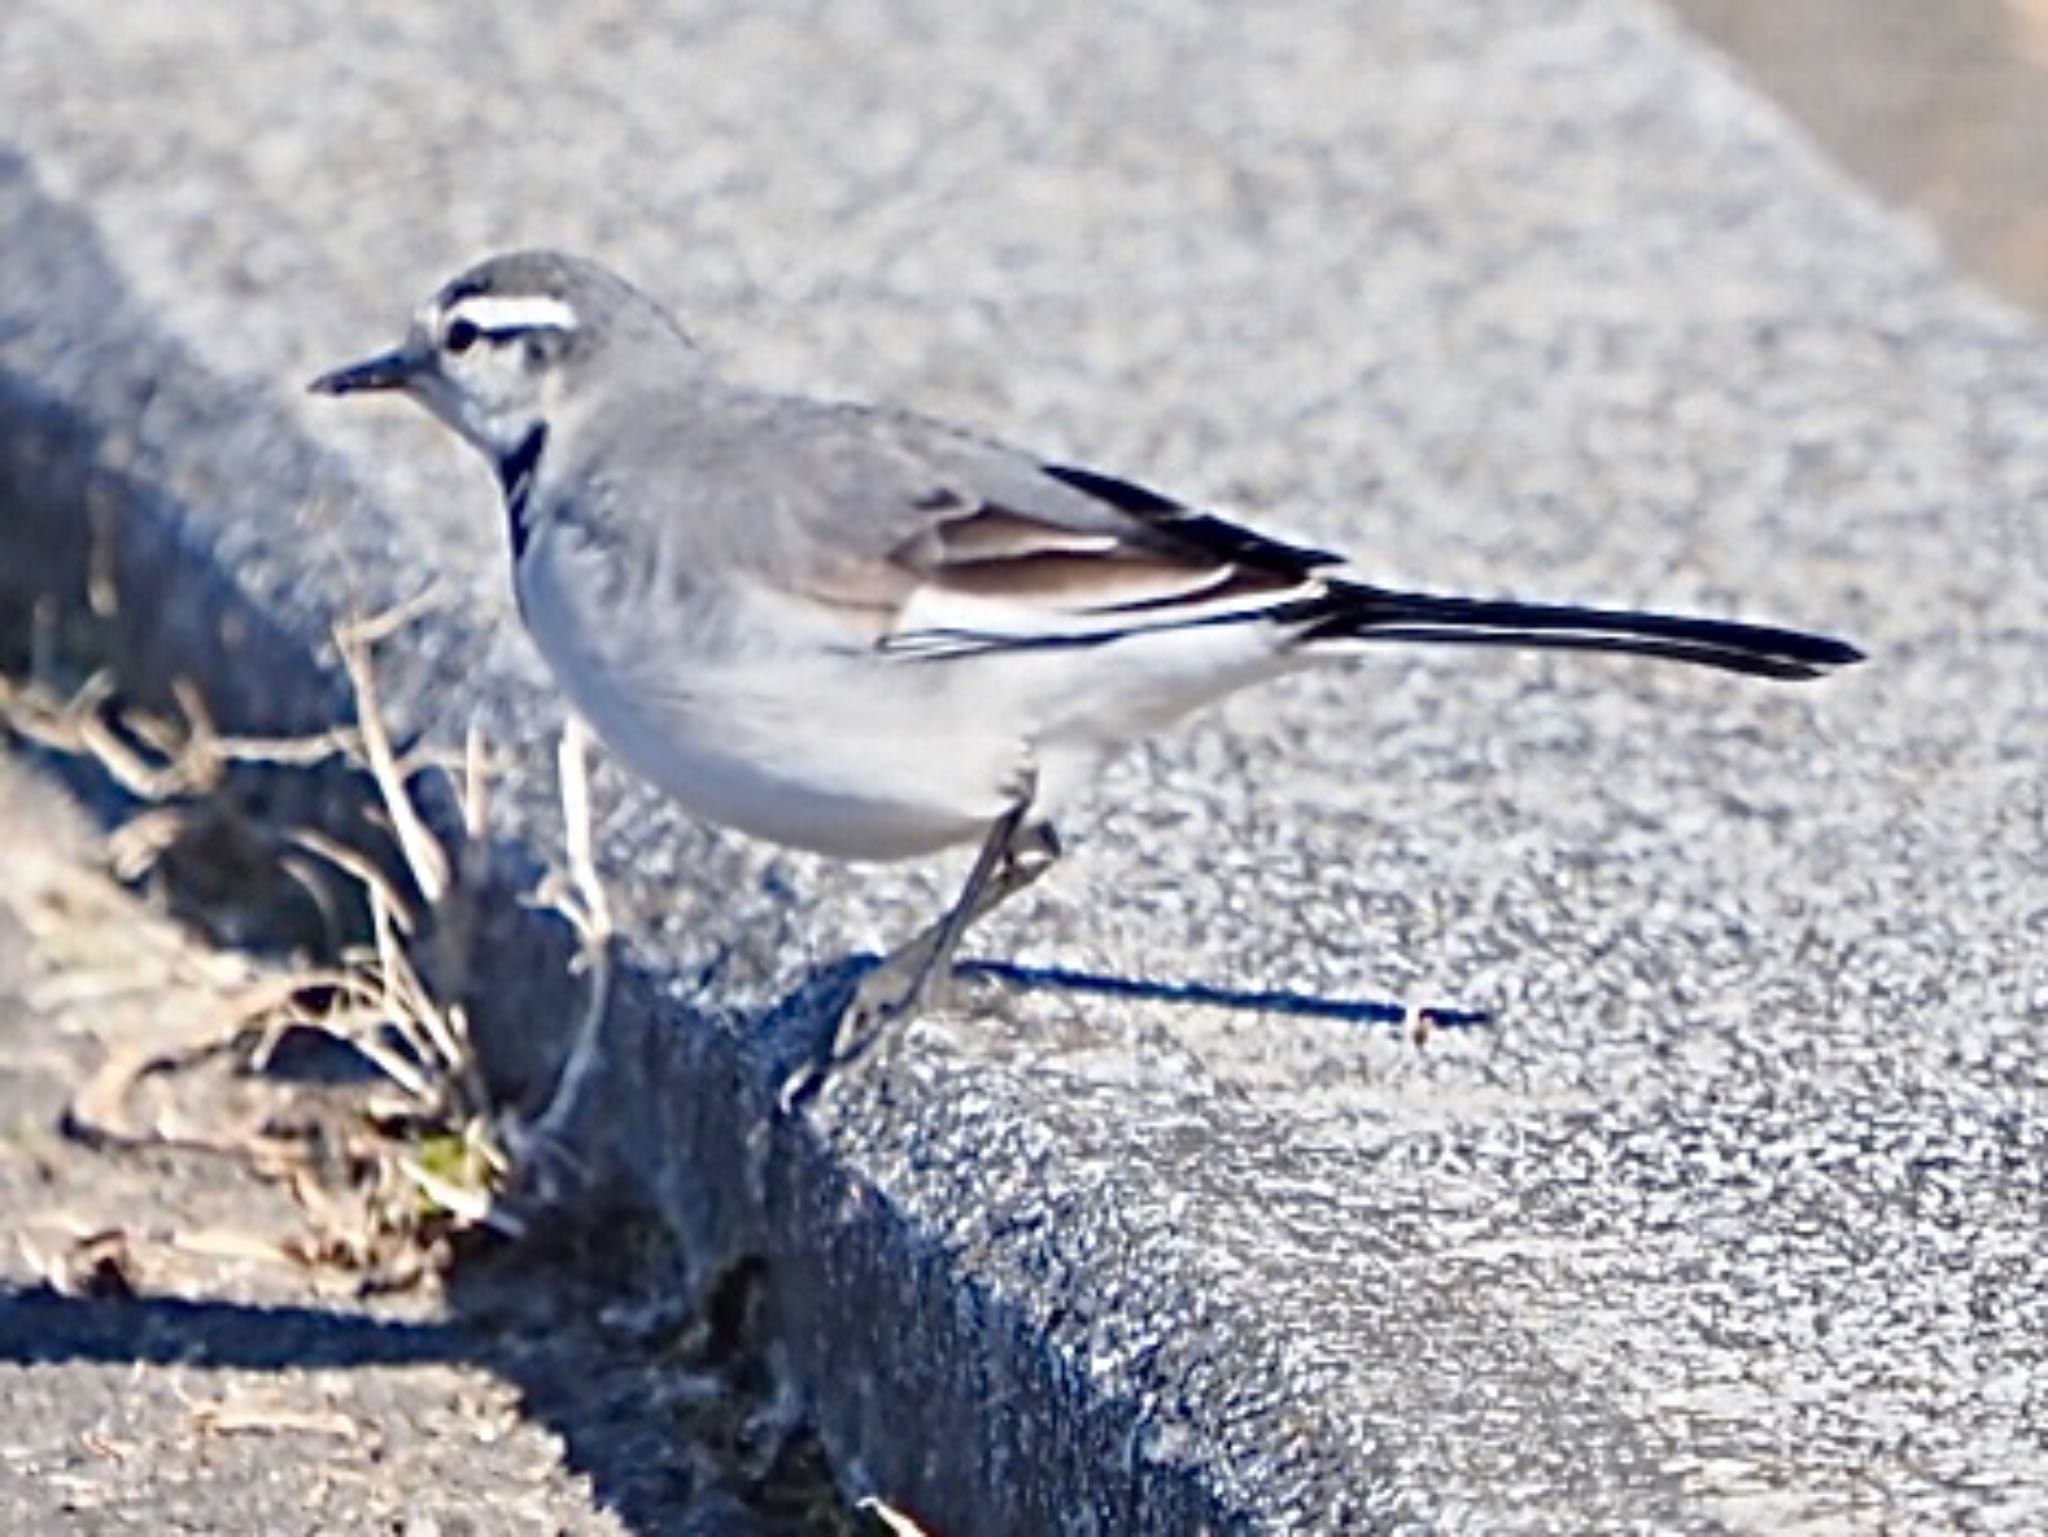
xmin=311 ymin=250 xmax=1862 ymax=1086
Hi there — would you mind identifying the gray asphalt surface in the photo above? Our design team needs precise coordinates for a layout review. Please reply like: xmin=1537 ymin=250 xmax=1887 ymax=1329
xmin=2 ymin=1 xmax=2045 ymax=1532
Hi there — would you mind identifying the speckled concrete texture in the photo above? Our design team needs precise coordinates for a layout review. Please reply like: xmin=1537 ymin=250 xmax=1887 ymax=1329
xmin=2 ymin=1 xmax=2044 ymax=1531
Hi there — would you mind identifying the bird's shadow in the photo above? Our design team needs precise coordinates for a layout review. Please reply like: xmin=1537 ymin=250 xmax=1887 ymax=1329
xmin=956 ymin=959 xmax=1491 ymax=1032
xmin=759 ymin=951 xmax=1491 ymax=1105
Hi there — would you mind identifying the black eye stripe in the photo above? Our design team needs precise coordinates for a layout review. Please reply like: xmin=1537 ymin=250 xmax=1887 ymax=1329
xmin=444 ymin=318 xmax=565 ymax=356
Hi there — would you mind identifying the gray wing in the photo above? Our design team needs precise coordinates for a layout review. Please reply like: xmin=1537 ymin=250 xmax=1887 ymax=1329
xmin=700 ymin=396 xmax=1343 ymax=652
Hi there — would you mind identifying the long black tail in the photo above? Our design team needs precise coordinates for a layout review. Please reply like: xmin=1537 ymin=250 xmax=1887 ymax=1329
xmin=1292 ymin=582 xmax=1864 ymax=681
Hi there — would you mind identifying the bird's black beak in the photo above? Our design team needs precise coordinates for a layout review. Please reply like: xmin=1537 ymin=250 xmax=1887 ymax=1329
xmin=307 ymin=343 xmax=429 ymax=397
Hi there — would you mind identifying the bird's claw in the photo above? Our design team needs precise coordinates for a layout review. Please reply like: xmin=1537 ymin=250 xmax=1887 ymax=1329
xmin=777 ymin=954 xmax=936 ymax=1112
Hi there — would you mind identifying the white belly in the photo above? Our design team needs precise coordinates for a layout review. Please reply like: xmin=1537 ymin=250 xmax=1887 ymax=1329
xmin=568 ymin=652 xmax=1020 ymax=859
xmin=518 ymin=547 xmax=1023 ymax=859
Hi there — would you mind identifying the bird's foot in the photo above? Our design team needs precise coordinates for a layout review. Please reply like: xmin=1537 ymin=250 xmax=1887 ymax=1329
xmin=835 ymin=949 xmax=943 ymax=1062
xmin=778 ymin=945 xmax=947 ymax=1111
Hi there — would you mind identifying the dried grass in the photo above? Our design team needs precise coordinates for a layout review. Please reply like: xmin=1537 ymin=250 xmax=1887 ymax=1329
xmin=2 ymin=589 xmax=616 ymax=1264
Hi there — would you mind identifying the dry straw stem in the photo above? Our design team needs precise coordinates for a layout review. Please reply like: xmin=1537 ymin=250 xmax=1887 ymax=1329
xmin=857 ymin=1496 xmax=939 ymax=1536
xmin=332 ymin=588 xmax=453 ymax=905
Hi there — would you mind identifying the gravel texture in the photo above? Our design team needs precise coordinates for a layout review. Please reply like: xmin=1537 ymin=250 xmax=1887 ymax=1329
xmin=2 ymin=1 xmax=2045 ymax=1531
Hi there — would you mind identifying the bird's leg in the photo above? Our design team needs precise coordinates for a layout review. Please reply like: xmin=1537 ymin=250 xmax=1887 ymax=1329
xmin=511 ymin=715 xmax=615 ymax=1173
xmin=825 ymin=788 xmax=1061 ymax=1077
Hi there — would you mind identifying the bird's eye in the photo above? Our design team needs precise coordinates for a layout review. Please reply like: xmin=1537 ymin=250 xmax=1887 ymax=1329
xmin=444 ymin=317 xmax=481 ymax=355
